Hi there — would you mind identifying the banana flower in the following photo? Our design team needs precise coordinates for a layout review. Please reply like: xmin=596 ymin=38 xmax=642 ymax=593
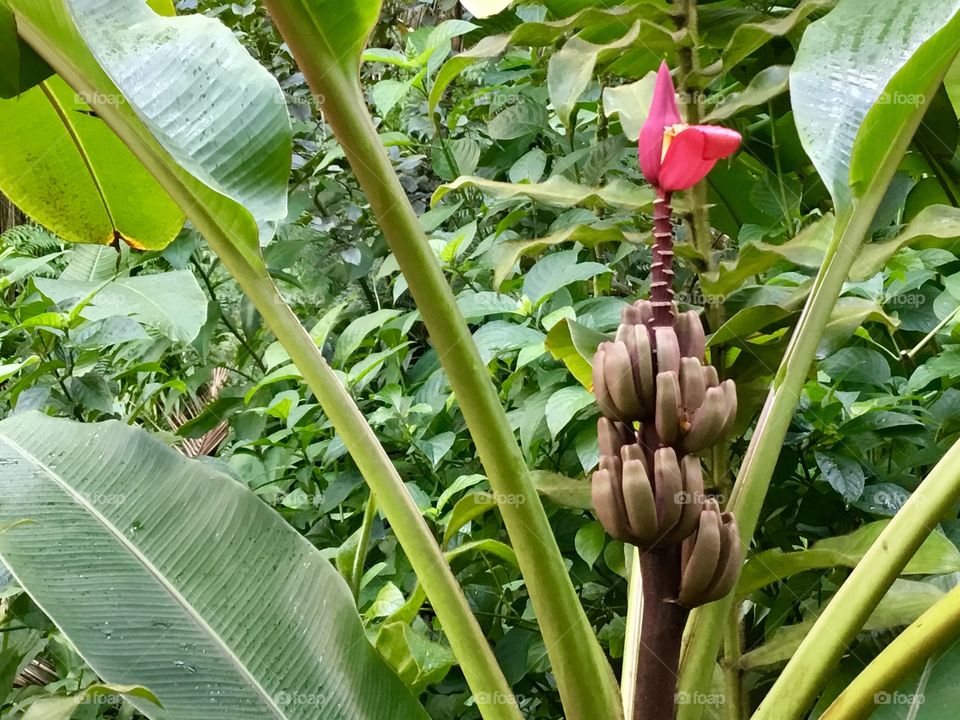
xmin=638 ymin=62 xmax=741 ymax=192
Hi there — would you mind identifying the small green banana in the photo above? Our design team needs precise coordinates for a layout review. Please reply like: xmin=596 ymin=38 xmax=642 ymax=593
xmin=680 ymin=357 xmax=706 ymax=415
xmin=655 ymin=371 xmax=682 ymax=445
xmin=683 ymin=385 xmax=727 ymax=454
xmin=652 ymin=447 xmax=683 ymax=542
xmin=621 ymin=457 xmax=659 ymax=546
xmin=675 ymin=310 xmax=706 ymax=360
xmin=604 ymin=341 xmax=645 ymax=420
xmin=679 ymin=500 xmax=723 ymax=606
xmin=654 ymin=327 xmax=681 ymax=375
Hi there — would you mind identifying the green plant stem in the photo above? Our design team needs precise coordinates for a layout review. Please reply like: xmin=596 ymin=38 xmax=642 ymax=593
xmin=350 ymin=493 xmax=378 ymax=602
xmin=262 ymin=4 xmax=623 ymax=718
xmin=821 ymin=582 xmax=960 ymax=720
xmin=754 ymin=438 xmax=960 ymax=719
xmin=677 ymin=202 xmax=865 ymax=720
xmin=676 ymin=44 xmax=951 ymax=705
xmin=903 ymin=303 xmax=960 ymax=361
xmin=634 ymin=546 xmax=688 ymax=720
xmin=621 ymin=549 xmax=644 ymax=720
xmin=722 ymin=605 xmax=744 ymax=720
xmin=191 ymin=256 xmax=267 ymax=373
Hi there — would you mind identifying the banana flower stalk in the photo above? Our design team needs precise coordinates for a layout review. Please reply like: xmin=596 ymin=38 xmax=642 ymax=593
xmin=639 ymin=61 xmax=741 ymax=327
xmin=591 ymin=63 xmax=743 ymax=720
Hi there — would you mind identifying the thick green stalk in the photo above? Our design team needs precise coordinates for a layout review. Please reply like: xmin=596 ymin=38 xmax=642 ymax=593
xmin=262 ymin=3 xmax=623 ymax=717
xmin=722 ymin=605 xmax=744 ymax=720
xmin=821 ymin=582 xmax=960 ymax=719
xmin=754 ymin=439 xmax=960 ymax=718
xmin=350 ymin=494 xmax=378 ymax=601
xmin=621 ymin=549 xmax=644 ymax=720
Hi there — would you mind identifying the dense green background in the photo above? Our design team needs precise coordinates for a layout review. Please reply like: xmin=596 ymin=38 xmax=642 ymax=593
xmin=3 ymin=0 xmax=960 ymax=717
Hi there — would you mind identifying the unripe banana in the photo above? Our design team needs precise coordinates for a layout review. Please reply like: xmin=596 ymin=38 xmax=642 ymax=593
xmin=679 ymin=500 xmax=722 ymax=606
xmin=654 ymin=327 xmax=681 ymax=375
xmin=622 ymin=304 xmax=644 ymax=326
xmin=634 ymin=300 xmax=654 ymax=327
xmin=683 ymin=385 xmax=727 ymax=454
xmin=652 ymin=447 xmax=683 ymax=542
xmin=592 ymin=469 xmax=634 ymax=543
xmin=621 ymin=441 xmax=651 ymax=497
xmin=604 ymin=341 xmax=645 ymax=420
xmin=698 ymin=515 xmax=744 ymax=604
xmin=618 ymin=323 xmax=655 ymax=411
xmin=621 ymin=458 xmax=659 ymax=546
xmin=675 ymin=310 xmax=707 ymax=361
xmin=593 ymin=344 xmax=625 ymax=420
xmin=702 ymin=364 xmax=720 ymax=389
xmin=654 ymin=371 xmax=682 ymax=445
xmin=680 ymin=357 xmax=706 ymax=415
xmin=664 ymin=454 xmax=705 ymax=544
xmin=597 ymin=417 xmax=627 ymax=458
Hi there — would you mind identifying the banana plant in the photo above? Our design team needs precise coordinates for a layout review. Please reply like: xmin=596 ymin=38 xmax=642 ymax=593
xmin=3 ymin=0 xmax=960 ymax=719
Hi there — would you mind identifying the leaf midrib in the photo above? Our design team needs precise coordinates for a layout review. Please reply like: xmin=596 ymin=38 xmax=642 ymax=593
xmin=0 ymin=430 xmax=289 ymax=720
xmin=38 ymin=80 xmax=119 ymax=242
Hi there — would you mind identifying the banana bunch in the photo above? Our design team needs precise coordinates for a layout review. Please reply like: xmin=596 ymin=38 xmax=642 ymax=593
xmin=591 ymin=301 xmax=737 ymax=455
xmin=679 ymin=500 xmax=743 ymax=606
xmin=590 ymin=300 xmax=743 ymax=607
xmin=593 ymin=417 xmax=705 ymax=548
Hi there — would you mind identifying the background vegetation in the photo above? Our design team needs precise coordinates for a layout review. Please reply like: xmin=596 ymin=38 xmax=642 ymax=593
xmin=3 ymin=0 xmax=960 ymax=718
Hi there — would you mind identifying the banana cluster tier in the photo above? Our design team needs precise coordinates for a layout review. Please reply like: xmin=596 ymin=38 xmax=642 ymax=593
xmin=591 ymin=300 xmax=743 ymax=608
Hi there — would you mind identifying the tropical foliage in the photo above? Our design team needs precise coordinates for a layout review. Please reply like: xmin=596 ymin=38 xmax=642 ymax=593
xmin=1 ymin=0 xmax=960 ymax=719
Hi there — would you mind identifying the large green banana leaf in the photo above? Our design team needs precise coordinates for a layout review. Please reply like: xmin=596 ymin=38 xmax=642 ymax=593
xmin=6 ymin=0 xmax=291 ymax=267
xmin=0 ymin=75 xmax=185 ymax=249
xmin=0 ymin=413 xmax=429 ymax=719
xmin=0 ymin=0 xmax=183 ymax=248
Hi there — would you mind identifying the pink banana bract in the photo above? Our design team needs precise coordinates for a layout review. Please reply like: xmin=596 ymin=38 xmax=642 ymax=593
xmin=638 ymin=62 xmax=741 ymax=192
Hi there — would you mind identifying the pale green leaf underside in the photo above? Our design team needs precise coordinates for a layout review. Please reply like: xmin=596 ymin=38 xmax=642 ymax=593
xmin=433 ymin=175 xmax=653 ymax=211
xmin=0 ymin=413 xmax=428 ymax=720
xmin=738 ymin=520 xmax=960 ymax=596
xmin=791 ymin=0 xmax=960 ymax=207
xmin=36 ymin=270 xmax=207 ymax=343
xmin=740 ymin=579 xmax=945 ymax=671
